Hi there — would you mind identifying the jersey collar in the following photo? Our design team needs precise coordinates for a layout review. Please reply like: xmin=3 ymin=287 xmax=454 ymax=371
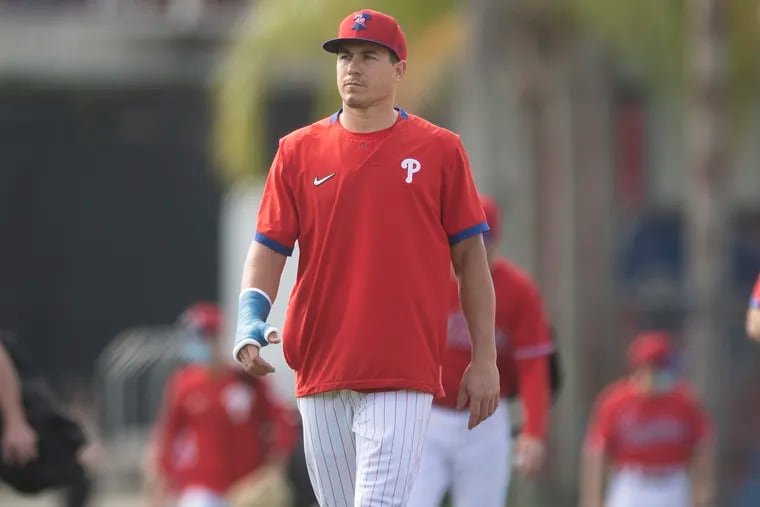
xmin=329 ymin=106 xmax=409 ymax=125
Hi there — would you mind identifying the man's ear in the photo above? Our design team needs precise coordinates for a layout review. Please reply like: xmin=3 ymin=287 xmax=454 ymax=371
xmin=394 ymin=60 xmax=407 ymax=81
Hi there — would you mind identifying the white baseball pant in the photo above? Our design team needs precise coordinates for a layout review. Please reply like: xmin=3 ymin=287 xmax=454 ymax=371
xmin=606 ymin=468 xmax=691 ymax=507
xmin=176 ymin=487 xmax=229 ymax=507
xmin=297 ymin=390 xmax=433 ymax=507
xmin=406 ymin=400 xmax=512 ymax=507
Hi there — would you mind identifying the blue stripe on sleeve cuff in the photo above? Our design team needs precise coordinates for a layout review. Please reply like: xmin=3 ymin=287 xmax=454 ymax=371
xmin=751 ymin=297 xmax=760 ymax=309
xmin=254 ymin=232 xmax=294 ymax=256
xmin=448 ymin=222 xmax=490 ymax=245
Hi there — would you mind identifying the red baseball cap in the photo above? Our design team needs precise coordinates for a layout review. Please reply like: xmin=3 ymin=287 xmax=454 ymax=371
xmin=481 ymin=195 xmax=502 ymax=242
xmin=628 ymin=330 xmax=673 ymax=368
xmin=322 ymin=9 xmax=407 ymax=61
xmin=179 ymin=302 xmax=222 ymax=340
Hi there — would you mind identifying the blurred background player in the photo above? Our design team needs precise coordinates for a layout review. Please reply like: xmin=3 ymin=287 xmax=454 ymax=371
xmin=146 ymin=302 xmax=296 ymax=507
xmin=746 ymin=273 xmax=760 ymax=341
xmin=0 ymin=330 xmax=96 ymax=507
xmin=408 ymin=195 xmax=553 ymax=507
xmin=0 ymin=334 xmax=38 ymax=470
xmin=579 ymin=331 xmax=714 ymax=507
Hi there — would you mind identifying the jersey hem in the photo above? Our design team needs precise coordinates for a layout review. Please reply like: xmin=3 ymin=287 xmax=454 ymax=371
xmin=521 ymin=427 xmax=547 ymax=440
xmin=180 ymin=482 xmax=229 ymax=495
xmin=295 ymin=378 xmax=442 ymax=398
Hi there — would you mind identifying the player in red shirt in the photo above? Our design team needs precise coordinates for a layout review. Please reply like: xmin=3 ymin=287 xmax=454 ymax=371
xmin=148 ymin=303 xmax=296 ymax=507
xmin=408 ymin=196 xmax=552 ymax=507
xmin=231 ymin=9 xmax=500 ymax=507
xmin=579 ymin=331 xmax=714 ymax=507
xmin=746 ymin=274 xmax=760 ymax=341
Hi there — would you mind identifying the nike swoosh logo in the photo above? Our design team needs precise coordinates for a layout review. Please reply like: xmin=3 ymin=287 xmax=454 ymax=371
xmin=313 ymin=173 xmax=336 ymax=186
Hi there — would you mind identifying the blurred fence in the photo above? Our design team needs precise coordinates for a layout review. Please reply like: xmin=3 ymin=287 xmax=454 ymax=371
xmin=93 ymin=326 xmax=185 ymax=488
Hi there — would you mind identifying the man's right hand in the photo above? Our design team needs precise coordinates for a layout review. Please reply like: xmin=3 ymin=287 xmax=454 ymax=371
xmin=1 ymin=418 xmax=38 ymax=465
xmin=238 ymin=332 xmax=281 ymax=376
xmin=457 ymin=358 xmax=500 ymax=430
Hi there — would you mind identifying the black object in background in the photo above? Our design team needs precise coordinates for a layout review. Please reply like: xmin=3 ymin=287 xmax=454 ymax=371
xmin=0 ymin=87 xmax=221 ymax=385
xmin=0 ymin=332 xmax=87 ymax=494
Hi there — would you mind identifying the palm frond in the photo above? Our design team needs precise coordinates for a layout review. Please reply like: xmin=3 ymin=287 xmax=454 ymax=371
xmin=212 ymin=0 xmax=459 ymax=183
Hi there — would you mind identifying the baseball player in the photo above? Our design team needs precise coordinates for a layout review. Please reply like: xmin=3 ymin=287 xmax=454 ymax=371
xmin=0 ymin=331 xmax=92 ymax=505
xmin=408 ymin=196 xmax=552 ymax=507
xmin=747 ymin=273 xmax=760 ymax=341
xmin=579 ymin=331 xmax=714 ymax=507
xmin=232 ymin=8 xmax=500 ymax=507
xmin=148 ymin=303 xmax=295 ymax=507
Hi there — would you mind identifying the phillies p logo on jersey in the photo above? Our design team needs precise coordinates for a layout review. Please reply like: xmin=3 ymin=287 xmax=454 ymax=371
xmin=402 ymin=158 xmax=421 ymax=183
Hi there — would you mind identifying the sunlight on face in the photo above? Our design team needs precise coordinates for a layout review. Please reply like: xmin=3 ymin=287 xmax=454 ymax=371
xmin=336 ymin=40 xmax=405 ymax=109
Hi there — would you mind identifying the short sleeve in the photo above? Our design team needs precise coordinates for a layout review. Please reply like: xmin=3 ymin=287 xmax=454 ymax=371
xmin=255 ymin=139 xmax=299 ymax=256
xmin=751 ymin=274 xmax=760 ymax=309
xmin=585 ymin=389 xmax=616 ymax=453
xmin=441 ymin=138 xmax=488 ymax=244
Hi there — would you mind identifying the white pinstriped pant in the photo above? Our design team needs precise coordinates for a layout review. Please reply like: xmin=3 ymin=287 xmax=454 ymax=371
xmin=406 ymin=400 xmax=511 ymax=507
xmin=606 ymin=468 xmax=691 ymax=507
xmin=297 ymin=390 xmax=433 ymax=507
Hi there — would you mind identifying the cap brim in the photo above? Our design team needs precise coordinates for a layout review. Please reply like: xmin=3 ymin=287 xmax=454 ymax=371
xmin=322 ymin=38 xmax=400 ymax=59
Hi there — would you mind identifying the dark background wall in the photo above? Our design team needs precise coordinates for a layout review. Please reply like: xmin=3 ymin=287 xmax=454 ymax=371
xmin=0 ymin=86 xmax=221 ymax=388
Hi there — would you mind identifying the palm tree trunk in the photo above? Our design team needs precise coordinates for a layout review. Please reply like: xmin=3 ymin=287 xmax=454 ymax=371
xmin=685 ymin=0 xmax=727 ymax=496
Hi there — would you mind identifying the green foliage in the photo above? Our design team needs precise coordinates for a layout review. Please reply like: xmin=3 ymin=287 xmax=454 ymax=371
xmin=212 ymin=0 xmax=458 ymax=183
xmin=213 ymin=0 xmax=760 ymax=184
xmin=572 ymin=0 xmax=685 ymax=85
xmin=726 ymin=0 xmax=760 ymax=117
xmin=571 ymin=0 xmax=759 ymax=115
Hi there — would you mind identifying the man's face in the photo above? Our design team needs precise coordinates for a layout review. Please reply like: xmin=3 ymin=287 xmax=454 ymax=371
xmin=336 ymin=41 xmax=405 ymax=109
xmin=632 ymin=365 xmax=676 ymax=395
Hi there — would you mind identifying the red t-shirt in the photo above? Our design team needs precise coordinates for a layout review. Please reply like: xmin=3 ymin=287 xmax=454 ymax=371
xmin=436 ymin=258 xmax=552 ymax=437
xmin=585 ymin=379 xmax=711 ymax=468
xmin=750 ymin=274 xmax=760 ymax=309
xmin=256 ymin=109 xmax=487 ymax=397
xmin=154 ymin=365 xmax=296 ymax=494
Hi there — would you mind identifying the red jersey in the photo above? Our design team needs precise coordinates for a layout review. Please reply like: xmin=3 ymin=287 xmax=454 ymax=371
xmin=585 ymin=379 xmax=711 ymax=468
xmin=436 ymin=258 xmax=552 ymax=437
xmin=155 ymin=365 xmax=296 ymax=494
xmin=256 ymin=109 xmax=487 ymax=397
xmin=751 ymin=274 xmax=760 ymax=309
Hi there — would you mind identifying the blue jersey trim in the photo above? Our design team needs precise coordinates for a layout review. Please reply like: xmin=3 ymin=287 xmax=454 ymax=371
xmin=751 ymin=296 xmax=760 ymax=309
xmin=254 ymin=232 xmax=294 ymax=256
xmin=329 ymin=107 xmax=408 ymax=124
xmin=448 ymin=222 xmax=490 ymax=245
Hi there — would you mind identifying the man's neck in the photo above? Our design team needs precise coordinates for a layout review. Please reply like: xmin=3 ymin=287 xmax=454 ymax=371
xmin=340 ymin=103 xmax=398 ymax=133
xmin=206 ymin=361 xmax=226 ymax=376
